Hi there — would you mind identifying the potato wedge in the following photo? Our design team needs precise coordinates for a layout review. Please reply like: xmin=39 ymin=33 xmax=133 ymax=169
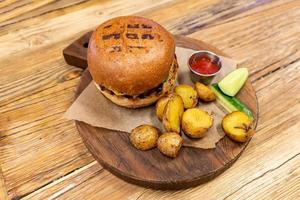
xmin=130 ymin=125 xmax=160 ymax=150
xmin=162 ymin=94 xmax=184 ymax=133
xmin=195 ymin=82 xmax=216 ymax=102
xmin=175 ymin=85 xmax=198 ymax=109
xmin=157 ymin=132 xmax=183 ymax=158
xmin=182 ymin=108 xmax=213 ymax=138
xmin=222 ymin=111 xmax=254 ymax=142
xmin=155 ymin=96 xmax=170 ymax=121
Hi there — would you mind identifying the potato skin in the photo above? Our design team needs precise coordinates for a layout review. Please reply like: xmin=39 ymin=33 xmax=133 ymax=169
xmin=130 ymin=125 xmax=160 ymax=150
xmin=157 ymin=132 xmax=183 ymax=158
xmin=162 ymin=94 xmax=184 ymax=133
xmin=222 ymin=111 xmax=253 ymax=142
xmin=195 ymin=82 xmax=216 ymax=102
xmin=182 ymin=108 xmax=213 ymax=138
xmin=156 ymin=96 xmax=170 ymax=121
xmin=175 ymin=85 xmax=198 ymax=109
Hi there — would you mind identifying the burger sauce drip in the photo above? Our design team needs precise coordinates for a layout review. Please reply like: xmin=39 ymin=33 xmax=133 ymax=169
xmin=189 ymin=55 xmax=220 ymax=75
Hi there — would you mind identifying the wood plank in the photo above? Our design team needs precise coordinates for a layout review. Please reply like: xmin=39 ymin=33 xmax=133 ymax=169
xmin=225 ymin=154 xmax=300 ymax=200
xmin=22 ymin=161 xmax=101 ymax=200
xmin=141 ymin=0 xmax=283 ymax=35
xmin=0 ymin=52 xmax=95 ymax=199
xmin=21 ymin=0 xmax=300 ymax=197
xmin=0 ymin=0 xmax=299 ymax=198
xmin=45 ymin=168 xmax=146 ymax=200
xmin=22 ymin=161 xmax=147 ymax=200
xmin=0 ymin=0 xmax=175 ymax=59
xmin=0 ymin=0 xmax=87 ymax=27
xmin=0 ymin=0 xmax=284 ymax=59
xmin=0 ymin=165 xmax=8 ymax=200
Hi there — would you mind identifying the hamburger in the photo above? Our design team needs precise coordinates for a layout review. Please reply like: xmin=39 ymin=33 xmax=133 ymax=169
xmin=87 ymin=16 xmax=178 ymax=108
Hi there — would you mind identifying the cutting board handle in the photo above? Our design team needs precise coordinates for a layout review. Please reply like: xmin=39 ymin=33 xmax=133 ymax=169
xmin=63 ymin=31 xmax=93 ymax=69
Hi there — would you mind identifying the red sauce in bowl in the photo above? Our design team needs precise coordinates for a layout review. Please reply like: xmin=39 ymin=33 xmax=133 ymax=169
xmin=189 ymin=54 xmax=220 ymax=75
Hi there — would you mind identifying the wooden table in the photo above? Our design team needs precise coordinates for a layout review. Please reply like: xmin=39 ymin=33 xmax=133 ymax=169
xmin=0 ymin=0 xmax=299 ymax=199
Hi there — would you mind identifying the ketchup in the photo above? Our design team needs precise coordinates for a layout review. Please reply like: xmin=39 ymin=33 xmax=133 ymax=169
xmin=189 ymin=54 xmax=220 ymax=75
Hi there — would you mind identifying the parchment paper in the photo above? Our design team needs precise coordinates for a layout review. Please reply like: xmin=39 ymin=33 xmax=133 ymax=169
xmin=64 ymin=47 xmax=237 ymax=149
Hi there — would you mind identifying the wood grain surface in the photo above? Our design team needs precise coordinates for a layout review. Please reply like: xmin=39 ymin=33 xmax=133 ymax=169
xmin=0 ymin=0 xmax=299 ymax=199
xmin=68 ymin=35 xmax=258 ymax=189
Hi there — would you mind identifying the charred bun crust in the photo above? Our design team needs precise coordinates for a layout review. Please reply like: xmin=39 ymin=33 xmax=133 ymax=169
xmin=87 ymin=16 xmax=175 ymax=96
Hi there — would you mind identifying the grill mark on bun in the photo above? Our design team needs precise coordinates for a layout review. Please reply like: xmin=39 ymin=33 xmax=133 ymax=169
xmin=102 ymin=33 xmax=120 ymax=40
xmin=127 ymin=24 xmax=139 ymax=28
xmin=141 ymin=34 xmax=154 ymax=40
xmin=126 ymin=33 xmax=138 ymax=39
xmin=141 ymin=24 xmax=152 ymax=29
xmin=128 ymin=45 xmax=146 ymax=49
xmin=110 ymin=45 xmax=122 ymax=52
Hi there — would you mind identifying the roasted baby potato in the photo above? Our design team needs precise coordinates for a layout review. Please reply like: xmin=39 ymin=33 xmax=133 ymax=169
xmin=222 ymin=111 xmax=254 ymax=142
xmin=156 ymin=95 xmax=170 ymax=121
xmin=157 ymin=132 xmax=183 ymax=158
xmin=182 ymin=108 xmax=213 ymax=138
xmin=162 ymin=94 xmax=184 ymax=133
xmin=130 ymin=125 xmax=160 ymax=150
xmin=195 ymin=82 xmax=216 ymax=102
xmin=175 ymin=85 xmax=198 ymax=109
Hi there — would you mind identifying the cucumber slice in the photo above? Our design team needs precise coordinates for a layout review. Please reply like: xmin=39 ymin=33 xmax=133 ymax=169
xmin=218 ymin=68 xmax=248 ymax=96
xmin=211 ymin=83 xmax=254 ymax=120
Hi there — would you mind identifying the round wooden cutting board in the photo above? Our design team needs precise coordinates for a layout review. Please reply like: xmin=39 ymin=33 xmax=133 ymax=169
xmin=74 ymin=35 xmax=258 ymax=190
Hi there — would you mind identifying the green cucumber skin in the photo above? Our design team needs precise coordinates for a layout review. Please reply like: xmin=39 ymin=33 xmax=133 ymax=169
xmin=211 ymin=83 xmax=254 ymax=120
xmin=231 ymin=97 xmax=254 ymax=119
xmin=211 ymin=84 xmax=238 ymax=112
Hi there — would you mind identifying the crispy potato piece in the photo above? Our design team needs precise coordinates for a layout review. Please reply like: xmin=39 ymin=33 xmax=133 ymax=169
xmin=195 ymin=82 xmax=216 ymax=102
xmin=175 ymin=85 xmax=198 ymax=109
xmin=182 ymin=108 xmax=213 ymax=138
xmin=157 ymin=132 xmax=183 ymax=158
xmin=222 ymin=111 xmax=254 ymax=142
xmin=162 ymin=94 xmax=184 ymax=133
xmin=130 ymin=125 xmax=160 ymax=150
xmin=156 ymin=96 xmax=170 ymax=121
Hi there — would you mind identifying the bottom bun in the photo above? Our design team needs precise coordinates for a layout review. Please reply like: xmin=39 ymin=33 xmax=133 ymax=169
xmin=95 ymin=58 xmax=178 ymax=108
